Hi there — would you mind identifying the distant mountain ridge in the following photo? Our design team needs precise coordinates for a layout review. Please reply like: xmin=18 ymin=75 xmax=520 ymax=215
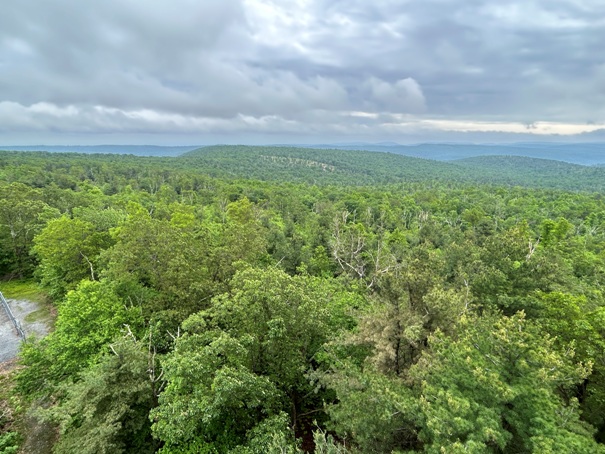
xmin=179 ymin=145 xmax=605 ymax=192
xmin=2 ymin=144 xmax=605 ymax=192
xmin=3 ymin=142 xmax=605 ymax=165
xmin=295 ymin=142 xmax=605 ymax=166
xmin=450 ymin=155 xmax=605 ymax=191
xmin=0 ymin=145 xmax=198 ymax=156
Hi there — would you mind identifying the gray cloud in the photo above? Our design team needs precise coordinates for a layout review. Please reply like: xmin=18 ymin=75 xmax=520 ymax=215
xmin=1 ymin=0 xmax=604 ymax=143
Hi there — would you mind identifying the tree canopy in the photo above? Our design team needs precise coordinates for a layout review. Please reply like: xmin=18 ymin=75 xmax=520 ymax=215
xmin=2 ymin=146 xmax=605 ymax=453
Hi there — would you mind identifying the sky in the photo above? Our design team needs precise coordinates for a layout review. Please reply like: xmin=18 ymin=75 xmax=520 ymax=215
xmin=1 ymin=0 xmax=605 ymax=145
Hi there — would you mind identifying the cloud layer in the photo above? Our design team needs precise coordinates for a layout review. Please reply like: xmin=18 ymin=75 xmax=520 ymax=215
xmin=1 ymin=0 xmax=604 ymax=143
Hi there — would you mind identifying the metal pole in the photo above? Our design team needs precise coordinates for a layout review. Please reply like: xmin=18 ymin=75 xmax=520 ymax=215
xmin=0 ymin=291 xmax=25 ymax=340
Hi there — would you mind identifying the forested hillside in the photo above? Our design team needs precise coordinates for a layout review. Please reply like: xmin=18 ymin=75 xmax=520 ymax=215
xmin=308 ymin=142 xmax=605 ymax=166
xmin=180 ymin=145 xmax=605 ymax=191
xmin=2 ymin=147 xmax=605 ymax=453
xmin=451 ymin=155 xmax=605 ymax=191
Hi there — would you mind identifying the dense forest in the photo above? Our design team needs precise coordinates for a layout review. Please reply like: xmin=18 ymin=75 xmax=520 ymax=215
xmin=307 ymin=142 xmax=605 ymax=166
xmin=2 ymin=145 xmax=605 ymax=453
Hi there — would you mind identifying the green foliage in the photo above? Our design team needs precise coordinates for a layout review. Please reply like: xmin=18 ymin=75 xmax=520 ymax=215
xmin=321 ymin=311 xmax=604 ymax=453
xmin=152 ymin=267 xmax=361 ymax=452
xmin=4 ymin=147 xmax=605 ymax=452
xmin=229 ymin=413 xmax=301 ymax=454
xmin=151 ymin=331 xmax=282 ymax=452
xmin=33 ymin=215 xmax=115 ymax=299
xmin=101 ymin=197 xmax=270 ymax=320
xmin=47 ymin=335 xmax=157 ymax=454
xmin=531 ymin=292 xmax=605 ymax=435
xmin=18 ymin=280 xmax=142 ymax=392
xmin=0 ymin=432 xmax=19 ymax=454
xmin=312 ymin=430 xmax=350 ymax=454
xmin=203 ymin=197 xmax=269 ymax=291
xmin=206 ymin=266 xmax=359 ymax=391
xmin=318 ymin=360 xmax=420 ymax=453
xmin=181 ymin=146 xmax=605 ymax=191
xmin=0 ymin=182 xmax=59 ymax=276
xmin=0 ymin=364 xmax=22 ymax=454
xmin=412 ymin=313 xmax=601 ymax=453
xmin=453 ymin=155 xmax=605 ymax=192
xmin=102 ymin=207 xmax=209 ymax=313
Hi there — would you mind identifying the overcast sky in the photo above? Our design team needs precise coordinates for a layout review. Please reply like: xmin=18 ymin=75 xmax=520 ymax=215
xmin=1 ymin=0 xmax=605 ymax=145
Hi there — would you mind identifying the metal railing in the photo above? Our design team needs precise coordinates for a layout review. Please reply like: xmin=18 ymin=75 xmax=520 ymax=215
xmin=0 ymin=291 xmax=25 ymax=340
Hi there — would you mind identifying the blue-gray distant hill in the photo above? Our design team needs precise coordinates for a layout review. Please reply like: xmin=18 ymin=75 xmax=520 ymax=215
xmin=300 ymin=142 xmax=605 ymax=166
xmin=0 ymin=145 xmax=198 ymax=157
xmin=5 ymin=143 xmax=605 ymax=165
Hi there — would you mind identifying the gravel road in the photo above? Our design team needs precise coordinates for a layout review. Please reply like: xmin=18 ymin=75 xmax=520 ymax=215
xmin=0 ymin=299 xmax=51 ymax=363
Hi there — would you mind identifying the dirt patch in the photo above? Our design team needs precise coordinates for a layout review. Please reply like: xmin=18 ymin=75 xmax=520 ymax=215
xmin=20 ymin=409 xmax=57 ymax=454
xmin=0 ymin=299 xmax=52 ymax=363
xmin=0 ymin=358 xmax=19 ymax=375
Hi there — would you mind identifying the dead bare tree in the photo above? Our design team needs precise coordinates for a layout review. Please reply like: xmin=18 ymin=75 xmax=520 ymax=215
xmin=330 ymin=210 xmax=397 ymax=288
